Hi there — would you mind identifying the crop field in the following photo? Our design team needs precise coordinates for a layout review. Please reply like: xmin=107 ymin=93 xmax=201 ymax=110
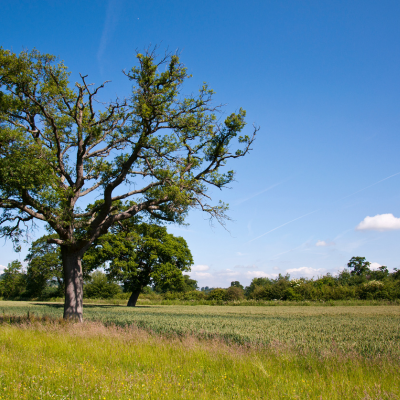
xmin=0 ymin=301 xmax=399 ymax=399
xmin=1 ymin=301 xmax=399 ymax=357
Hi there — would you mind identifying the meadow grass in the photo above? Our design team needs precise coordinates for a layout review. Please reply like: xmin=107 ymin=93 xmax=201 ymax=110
xmin=0 ymin=317 xmax=399 ymax=399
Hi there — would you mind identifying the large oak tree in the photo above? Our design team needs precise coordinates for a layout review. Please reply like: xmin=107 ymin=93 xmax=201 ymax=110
xmin=0 ymin=47 xmax=256 ymax=321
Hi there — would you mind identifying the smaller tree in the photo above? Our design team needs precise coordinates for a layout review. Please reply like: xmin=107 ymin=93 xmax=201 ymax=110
xmin=230 ymin=281 xmax=244 ymax=290
xmin=347 ymin=257 xmax=370 ymax=276
xmin=244 ymin=277 xmax=272 ymax=297
xmin=25 ymin=234 xmax=63 ymax=297
xmin=369 ymin=265 xmax=389 ymax=281
xmin=84 ymin=220 xmax=193 ymax=306
xmin=200 ymin=286 xmax=212 ymax=294
xmin=154 ymin=274 xmax=198 ymax=293
xmin=0 ymin=260 xmax=27 ymax=298
xmin=226 ymin=286 xmax=245 ymax=300
xmin=25 ymin=234 xmax=92 ymax=297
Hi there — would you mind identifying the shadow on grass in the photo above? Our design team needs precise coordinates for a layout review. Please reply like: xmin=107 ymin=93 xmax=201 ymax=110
xmin=30 ymin=303 xmax=156 ymax=309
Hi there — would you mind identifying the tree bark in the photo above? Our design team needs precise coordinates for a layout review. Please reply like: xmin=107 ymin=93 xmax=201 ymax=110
xmin=61 ymin=247 xmax=84 ymax=321
xmin=127 ymin=290 xmax=141 ymax=307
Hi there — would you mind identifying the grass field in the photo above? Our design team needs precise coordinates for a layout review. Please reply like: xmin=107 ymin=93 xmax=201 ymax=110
xmin=0 ymin=301 xmax=399 ymax=399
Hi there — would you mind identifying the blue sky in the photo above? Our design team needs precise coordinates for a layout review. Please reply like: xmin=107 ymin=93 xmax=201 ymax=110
xmin=1 ymin=0 xmax=400 ymax=287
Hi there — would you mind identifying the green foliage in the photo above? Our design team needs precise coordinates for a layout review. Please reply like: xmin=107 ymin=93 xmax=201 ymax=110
xmin=0 ymin=46 xmax=256 ymax=315
xmin=0 ymin=46 xmax=256 ymax=252
xmin=162 ymin=290 xmax=206 ymax=300
xmin=25 ymin=234 xmax=93 ymax=297
xmin=225 ymin=286 xmax=245 ymax=301
xmin=230 ymin=280 xmax=244 ymax=290
xmin=155 ymin=274 xmax=198 ymax=293
xmin=369 ymin=265 xmax=389 ymax=281
xmin=348 ymin=256 xmax=371 ymax=276
xmin=244 ymin=258 xmax=400 ymax=302
xmin=0 ymin=260 xmax=27 ymax=298
xmin=207 ymin=288 xmax=227 ymax=300
xmin=84 ymin=220 xmax=194 ymax=294
xmin=83 ymin=271 xmax=122 ymax=299
xmin=24 ymin=234 xmax=62 ymax=297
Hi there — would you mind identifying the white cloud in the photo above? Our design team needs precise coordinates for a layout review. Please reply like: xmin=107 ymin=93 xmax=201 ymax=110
xmin=356 ymin=213 xmax=400 ymax=231
xmin=217 ymin=269 xmax=240 ymax=277
xmin=0 ymin=265 xmax=6 ymax=274
xmin=316 ymin=240 xmax=335 ymax=247
xmin=286 ymin=267 xmax=324 ymax=277
xmin=234 ymin=264 xmax=257 ymax=269
xmin=191 ymin=265 xmax=210 ymax=272
xmin=370 ymin=262 xmax=382 ymax=271
xmin=191 ymin=272 xmax=213 ymax=278
xmin=188 ymin=265 xmax=213 ymax=280
xmin=244 ymin=271 xmax=277 ymax=279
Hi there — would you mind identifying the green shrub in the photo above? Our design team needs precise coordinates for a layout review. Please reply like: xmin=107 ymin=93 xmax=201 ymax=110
xmin=0 ymin=261 xmax=27 ymax=298
xmin=284 ymin=287 xmax=302 ymax=301
xmin=358 ymin=281 xmax=392 ymax=300
xmin=207 ymin=288 xmax=227 ymax=300
xmin=84 ymin=271 xmax=122 ymax=299
xmin=225 ymin=286 xmax=245 ymax=301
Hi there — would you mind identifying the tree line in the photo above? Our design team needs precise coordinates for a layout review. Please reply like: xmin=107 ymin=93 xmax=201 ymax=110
xmin=2 ymin=255 xmax=399 ymax=302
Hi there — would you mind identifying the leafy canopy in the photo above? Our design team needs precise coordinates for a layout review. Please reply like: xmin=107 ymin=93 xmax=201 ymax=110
xmin=84 ymin=218 xmax=193 ymax=293
xmin=0 ymin=47 xmax=257 ymax=251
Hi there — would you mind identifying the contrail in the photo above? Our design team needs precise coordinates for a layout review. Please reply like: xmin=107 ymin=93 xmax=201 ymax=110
xmin=247 ymin=209 xmax=319 ymax=243
xmin=235 ymin=177 xmax=293 ymax=205
xmin=246 ymin=171 xmax=400 ymax=244
xmin=246 ymin=172 xmax=400 ymax=244
xmin=338 ymin=171 xmax=400 ymax=201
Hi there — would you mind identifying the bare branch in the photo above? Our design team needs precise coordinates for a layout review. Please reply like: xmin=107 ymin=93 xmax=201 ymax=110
xmin=111 ymin=181 xmax=162 ymax=202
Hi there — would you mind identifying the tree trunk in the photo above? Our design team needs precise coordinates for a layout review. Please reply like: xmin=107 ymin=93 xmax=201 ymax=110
xmin=61 ymin=247 xmax=84 ymax=322
xmin=127 ymin=290 xmax=141 ymax=307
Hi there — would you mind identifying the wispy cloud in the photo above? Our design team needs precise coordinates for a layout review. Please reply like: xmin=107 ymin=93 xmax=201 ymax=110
xmin=285 ymin=266 xmax=324 ymax=277
xmin=316 ymin=240 xmax=335 ymax=247
xmin=333 ymin=228 xmax=353 ymax=240
xmin=191 ymin=272 xmax=213 ymax=278
xmin=356 ymin=213 xmax=400 ymax=231
xmin=244 ymin=271 xmax=276 ymax=279
xmin=97 ymin=0 xmax=124 ymax=69
xmin=234 ymin=264 xmax=257 ymax=269
xmin=191 ymin=265 xmax=210 ymax=272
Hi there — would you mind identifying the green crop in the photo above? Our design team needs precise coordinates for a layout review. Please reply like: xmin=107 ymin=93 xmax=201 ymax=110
xmin=1 ymin=301 xmax=399 ymax=357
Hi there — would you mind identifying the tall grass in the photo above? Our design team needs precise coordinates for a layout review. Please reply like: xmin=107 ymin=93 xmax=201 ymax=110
xmin=0 ymin=317 xmax=399 ymax=399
